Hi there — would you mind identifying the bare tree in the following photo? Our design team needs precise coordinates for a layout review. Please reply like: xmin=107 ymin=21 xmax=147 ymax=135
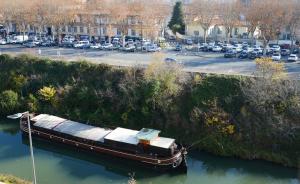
xmin=254 ymin=0 xmax=287 ymax=55
xmin=47 ymin=0 xmax=78 ymax=43
xmin=218 ymin=1 xmax=241 ymax=43
xmin=285 ymin=0 xmax=300 ymax=49
xmin=243 ymin=0 xmax=261 ymax=46
xmin=188 ymin=0 xmax=218 ymax=43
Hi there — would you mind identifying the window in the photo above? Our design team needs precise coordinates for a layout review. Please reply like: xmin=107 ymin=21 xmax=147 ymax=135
xmin=62 ymin=26 xmax=65 ymax=32
xmin=117 ymin=29 xmax=121 ymax=35
xmin=74 ymin=27 xmax=77 ymax=33
xmin=68 ymin=26 xmax=72 ymax=33
xmin=234 ymin=28 xmax=238 ymax=35
xmin=217 ymin=27 xmax=222 ymax=34
xmin=80 ymin=27 xmax=83 ymax=33
xmin=194 ymin=31 xmax=199 ymax=36
xmin=132 ymin=29 xmax=136 ymax=36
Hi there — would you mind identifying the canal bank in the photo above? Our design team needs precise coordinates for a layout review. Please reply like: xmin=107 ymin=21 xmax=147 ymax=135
xmin=0 ymin=54 xmax=299 ymax=169
xmin=0 ymin=119 xmax=299 ymax=184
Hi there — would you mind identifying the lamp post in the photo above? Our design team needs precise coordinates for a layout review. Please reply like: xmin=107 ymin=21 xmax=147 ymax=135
xmin=7 ymin=112 xmax=37 ymax=184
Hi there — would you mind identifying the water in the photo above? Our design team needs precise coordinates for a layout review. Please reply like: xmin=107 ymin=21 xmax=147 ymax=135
xmin=0 ymin=119 xmax=299 ymax=184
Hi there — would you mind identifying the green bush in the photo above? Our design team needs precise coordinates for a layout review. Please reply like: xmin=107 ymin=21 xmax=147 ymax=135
xmin=0 ymin=90 xmax=19 ymax=115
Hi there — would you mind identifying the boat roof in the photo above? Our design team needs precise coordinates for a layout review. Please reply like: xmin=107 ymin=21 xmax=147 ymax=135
xmin=104 ymin=127 xmax=139 ymax=145
xmin=32 ymin=114 xmax=111 ymax=143
xmin=150 ymin=137 xmax=175 ymax=149
xmin=31 ymin=114 xmax=66 ymax=129
xmin=53 ymin=120 xmax=112 ymax=143
xmin=136 ymin=128 xmax=160 ymax=141
xmin=31 ymin=114 xmax=175 ymax=148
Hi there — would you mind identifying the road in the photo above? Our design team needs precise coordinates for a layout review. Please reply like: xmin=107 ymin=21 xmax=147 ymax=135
xmin=1 ymin=44 xmax=300 ymax=78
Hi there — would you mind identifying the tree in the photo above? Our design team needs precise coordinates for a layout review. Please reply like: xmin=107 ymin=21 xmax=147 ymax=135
xmin=254 ymin=0 xmax=287 ymax=55
xmin=38 ymin=86 xmax=56 ymax=102
xmin=188 ymin=0 xmax=218 ymax=43
xmin=241 ymin=58 xmax=300 ymax=135
xmin=168 ymin=2 xmax=185 ymax=35
xmin=218 ymin=1 xmax=241 ymax=43
xmin=285 ymin=0 xmax=300 ymax=49
xmin=243 ymin=0 xmax=261 ymax=46
xmin=0 ymin=90 xmax=19 ymax=115
xmin=144 ymin=53 xmax=188 ymax=109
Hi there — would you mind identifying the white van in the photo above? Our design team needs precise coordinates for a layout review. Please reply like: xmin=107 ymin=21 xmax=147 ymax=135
xmin=12 ymin=35 xmax=29 ymax=43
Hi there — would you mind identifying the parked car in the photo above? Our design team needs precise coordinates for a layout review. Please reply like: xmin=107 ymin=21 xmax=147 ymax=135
xmin=40 ymin=40 xmax=55 ymax=47
xmin=175 ymin=44 xmax=182 ymax=51
xmin=0 ymin=39 xmax=6 ymax=45
xmin=112 ymin=37 xmax=120 ymax=45
xmin=90 ymin=43 xmax=102 ymax=49
xmin=272 ymin=53 xmax=281 ymax=61
xmin=101 ymin=43 xmax=114 ymax=50
xmin=287 ymin=54 xmax=298 ymax=62
xmin=186 ymin=39 xmax=193 ymax=45
xmin=73 ymin=40 xmax=90 ymax=49
xmin=212 ymin=46 xmax=222 ymax=52
xmin=272 ymin=45 xmax=281 ymax=52
xmin=253 ymin=48 xmax=263 ymax=55
xmin=238 ymin=51 xmax=248 ymax=59
xmin=147 ymin=44 xmax=161 ymax=52
xmin=122 ymin=44 xmax=136 ymax=52
xmin=224 ymin=50 xmax=237 ymax=58
xmin=126 ymin=39 xmax=134 ymax=45
xmin=23 ymin=41 xmax=36 ymax=48
xmin=281 ymin=49 xmax=290 ymax=56
xmin=249 ymin=52 xmax=262 ymax=60
xmin=198 ymin=43 xmax=208 ymax=50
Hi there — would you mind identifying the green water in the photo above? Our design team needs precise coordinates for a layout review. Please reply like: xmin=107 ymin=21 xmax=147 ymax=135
xmin=0 ymin=120 xmax=299 ymax=184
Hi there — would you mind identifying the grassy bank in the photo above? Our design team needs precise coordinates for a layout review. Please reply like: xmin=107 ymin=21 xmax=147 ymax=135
xmin=0 ymin=174 xmax=31 ymax=184
xmin=0 ymin=54 xmax=299 ymax=168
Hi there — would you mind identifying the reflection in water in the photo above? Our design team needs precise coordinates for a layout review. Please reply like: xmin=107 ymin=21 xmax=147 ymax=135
xmin=21 ymin=136 xmax=188 ymax=182
xmin=0 ymin=119 xmax=299 ymax=184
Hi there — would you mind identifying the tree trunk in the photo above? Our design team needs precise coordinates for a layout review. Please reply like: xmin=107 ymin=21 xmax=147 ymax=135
xmin=263 ymin=38 xmax=268 ymax=56
xmin=203 ymin=29 xmax=207 ymax=43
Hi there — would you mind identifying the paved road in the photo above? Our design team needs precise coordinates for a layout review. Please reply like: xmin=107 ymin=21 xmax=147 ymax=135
xmin=1 ymin=44 xmax=300 ymax=78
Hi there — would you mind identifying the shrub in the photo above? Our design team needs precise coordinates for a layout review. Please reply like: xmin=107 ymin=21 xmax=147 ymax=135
xmin=0 ymin=90 xmax=19 ymax=115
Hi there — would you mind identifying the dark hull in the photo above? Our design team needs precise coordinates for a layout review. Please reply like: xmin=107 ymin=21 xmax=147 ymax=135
xmin=21 ymin=123 xmax=187 ymax=172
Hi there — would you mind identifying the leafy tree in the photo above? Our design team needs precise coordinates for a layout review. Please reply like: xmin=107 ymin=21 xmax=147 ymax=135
xmin=0 ymin=90 xmax=19 ymax=115
xmin=168 ymin=2 xmax=185 ymax=35
xmin=38 ymin=86 xmax=56 ymax=102
xmin=26 ymin=94 xmax=39 ymax=112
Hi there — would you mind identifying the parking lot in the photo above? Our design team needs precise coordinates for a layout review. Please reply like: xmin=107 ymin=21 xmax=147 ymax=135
xmin=1 ymin=44 xmax=300 ymax=79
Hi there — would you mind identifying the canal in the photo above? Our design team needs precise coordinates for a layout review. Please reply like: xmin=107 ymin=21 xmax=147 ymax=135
xmin=0 ymin=119 xmax=299 ymax=184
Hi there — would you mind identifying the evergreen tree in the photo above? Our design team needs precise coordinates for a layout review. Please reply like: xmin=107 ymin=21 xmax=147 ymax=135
xmin=168 ymin=1 xmax=186 ymax=35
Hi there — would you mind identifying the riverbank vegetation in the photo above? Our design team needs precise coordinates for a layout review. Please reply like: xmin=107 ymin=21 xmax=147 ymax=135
xmin=0 ymin=54 xmax=299 ymax=168
xmin=0 ymin=174 xmax=31 ymax=184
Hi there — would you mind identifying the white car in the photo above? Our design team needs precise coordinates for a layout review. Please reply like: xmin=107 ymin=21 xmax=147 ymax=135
xmin=272 ymin=53 xmax=281 ymax=61
xmin=287 ymin=54 xmax=298 ymax=62
xmin=272 ymin=45 xmax=281 ymax=52
xmin=147 ymin=44 xmax=161 ymax=52
xmin=101 ymin=43 xmax=113 ymax=50
xmin=90 ymin=43 xmax=101 ymax=49
xmin=0 ymin=39 xmax=6 ymax=45
xmin=73 ymin=40 xmax=90 ymax=48
xmin=186 ymin=39 xmax=193 ymax=45
xmin=253 ymin=48 xmax=263 ymax=54
xmin=212 ymin=46 xmax=222 ymax=52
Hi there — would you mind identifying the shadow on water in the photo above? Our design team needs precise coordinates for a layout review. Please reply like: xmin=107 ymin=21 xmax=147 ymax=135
xmin=21 ymin=136 xmax=188 ymax=182
xmin=188 ymin=151 xmax=299 ymax=180
xmin=0 ymin=119 xmax=20 ymax=135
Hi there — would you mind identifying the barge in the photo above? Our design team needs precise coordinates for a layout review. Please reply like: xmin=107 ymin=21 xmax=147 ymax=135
xmin=20 ymin=114 xmax=188 ymax=172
